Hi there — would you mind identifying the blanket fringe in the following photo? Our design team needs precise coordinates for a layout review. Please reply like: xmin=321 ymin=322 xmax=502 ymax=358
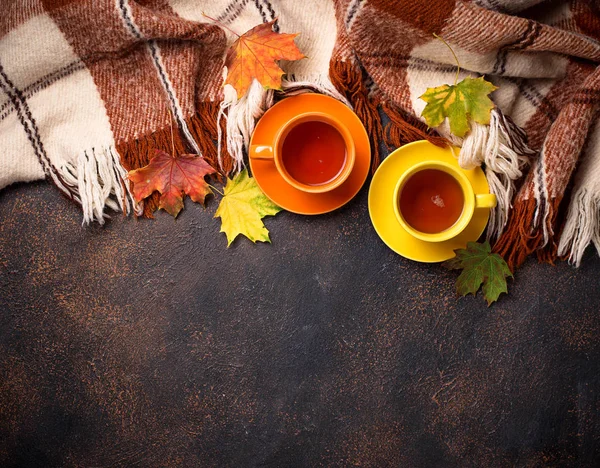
xmin=57 ymin=146 xmax=139 ymax=225
xmin=492 ymin=197 xmax=539 ymax=270
xmin=217 ymin=81 xmax=273 ymax=174
xmin=439 ymin=108 xmax=536 ymax=242
xmin=537 ymin=235 xmax=559 ymax=265
xmin=329 ymin=59 xmax=384 ymax=172
xmin=380 ymin=101 xmax=448 ymax=151
xmin=187 ymin=102 xmax=232 ymax=176
xmin=557 ymin=188 xmax=600 ymax=266
xmin=493 ymin=195 xmax=561 ymax=270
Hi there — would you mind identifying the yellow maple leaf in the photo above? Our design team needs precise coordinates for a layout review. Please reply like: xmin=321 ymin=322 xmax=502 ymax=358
xmin=420 ymin=76 xmax=497 ymax=138
xmin=224 ymin=19 xmax=305 ymax=99
xmin=214 ymin=169 xmax=282 ymax=246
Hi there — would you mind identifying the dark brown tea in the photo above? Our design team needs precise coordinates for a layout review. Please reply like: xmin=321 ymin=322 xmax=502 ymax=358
xmin=281 ymin=121 xmax=347 ymax=186
xmin=399 ymin=169 xmax=464 ymax=234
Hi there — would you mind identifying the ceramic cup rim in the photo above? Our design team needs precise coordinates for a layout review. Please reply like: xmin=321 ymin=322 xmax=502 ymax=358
xmin=393 ymin=161 xmax=475 ymax=243
xmin=272 ymin=112 xmax=356 ymax=194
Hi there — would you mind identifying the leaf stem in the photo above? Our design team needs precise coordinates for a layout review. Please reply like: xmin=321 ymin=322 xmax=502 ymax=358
xmin=433 ymin=33 xmax=460 ymax=85
xmin=202 ymin=12 xmax=240 ymax=37
xmin=208 ymin=183 xmax=225 ymax=197
xmin=169 ymin=113 xmax=175 ymax=157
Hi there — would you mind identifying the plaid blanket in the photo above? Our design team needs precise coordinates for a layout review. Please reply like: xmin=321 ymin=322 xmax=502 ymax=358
xmin=1 ymin=0 xmax=599 ymax=269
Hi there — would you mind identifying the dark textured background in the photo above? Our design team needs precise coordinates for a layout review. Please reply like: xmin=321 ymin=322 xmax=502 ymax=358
xmin=1 ymin=176 xmax=599 ymax=467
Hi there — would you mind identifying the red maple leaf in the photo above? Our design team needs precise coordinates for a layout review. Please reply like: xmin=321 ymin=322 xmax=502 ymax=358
xmin=128 ymin=150 xmax=216 ymax=217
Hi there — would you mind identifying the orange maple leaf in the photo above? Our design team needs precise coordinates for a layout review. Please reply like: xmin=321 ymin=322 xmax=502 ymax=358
xmin=128 ymin=150 xmax=216 ymax=217
xmin=225 ymin=19 xmax=305 ymax=99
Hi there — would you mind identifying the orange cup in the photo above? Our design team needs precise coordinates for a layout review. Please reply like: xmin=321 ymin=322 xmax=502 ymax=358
xmin=249 ymin=112 xmax=356 ymax=193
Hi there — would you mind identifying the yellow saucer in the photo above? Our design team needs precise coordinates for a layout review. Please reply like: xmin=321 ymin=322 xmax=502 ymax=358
xmin=368 ymin=140 xmax=491 ymax=263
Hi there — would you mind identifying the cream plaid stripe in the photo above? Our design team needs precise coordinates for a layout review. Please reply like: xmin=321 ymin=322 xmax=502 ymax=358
xmin=0 ymin=11 xmax=119 ymax=214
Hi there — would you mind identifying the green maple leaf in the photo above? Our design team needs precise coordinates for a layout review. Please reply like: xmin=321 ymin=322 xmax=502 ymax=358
xmin=214 ymin=169 xmax=282 ymax=246
xmin=442 ymin=241 xmax=513 ymax=306
xmin=420 ymin=76 xmax=497 ymax=138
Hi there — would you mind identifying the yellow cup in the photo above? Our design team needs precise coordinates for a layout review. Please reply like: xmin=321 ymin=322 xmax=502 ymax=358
xmin=393 ymin=161 xmax=496 ymax=243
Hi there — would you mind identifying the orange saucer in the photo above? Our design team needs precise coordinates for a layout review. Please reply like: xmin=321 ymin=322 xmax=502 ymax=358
xmin=249 ymin=94 xmax=371 ymax=215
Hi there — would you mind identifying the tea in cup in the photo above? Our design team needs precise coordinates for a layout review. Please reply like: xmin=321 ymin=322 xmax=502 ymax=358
xmin=250 ymin=112 xmax=355 ymax=193
xmin=394 ymin=161 xmax=496 ymax=242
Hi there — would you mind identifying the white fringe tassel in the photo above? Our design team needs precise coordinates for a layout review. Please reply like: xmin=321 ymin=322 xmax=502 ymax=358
xmin=558 ymin=190 xmax=600 ymax=267
xmin=217 ymin=81 xmax=273 ymax=174
xmin=216 ymin=73 xmax=350 ymax=174
xmin=439 ymin=108 xmax=536 ymax=241
xmin=59 ymin=146 xmax=140 ymax=225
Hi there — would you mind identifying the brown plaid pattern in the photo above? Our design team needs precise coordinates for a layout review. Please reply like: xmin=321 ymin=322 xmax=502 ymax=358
xmin=1 ymin=0 xmax=600 ymax=267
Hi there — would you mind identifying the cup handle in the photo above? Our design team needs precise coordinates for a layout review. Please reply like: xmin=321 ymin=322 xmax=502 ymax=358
xmin=250 ymin=145 xmax=274 ymax=160
xmin=475 ymin=193 xmax=497 ymax=209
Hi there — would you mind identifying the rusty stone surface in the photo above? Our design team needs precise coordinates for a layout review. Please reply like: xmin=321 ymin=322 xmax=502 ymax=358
xmin=0 ymin=180 xmax=599 ymax=467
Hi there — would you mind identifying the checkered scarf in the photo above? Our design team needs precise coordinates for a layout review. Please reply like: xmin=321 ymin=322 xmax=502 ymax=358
xmin=1 ymin=0 xmax=599 ymax=268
